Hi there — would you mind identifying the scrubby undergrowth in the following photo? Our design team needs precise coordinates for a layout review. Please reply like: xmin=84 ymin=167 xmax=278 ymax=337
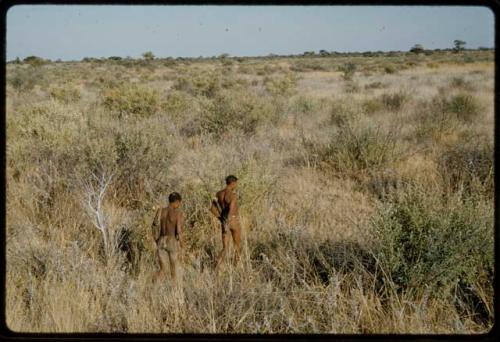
xmin=5 ymin=52 xmax=494 ymax=333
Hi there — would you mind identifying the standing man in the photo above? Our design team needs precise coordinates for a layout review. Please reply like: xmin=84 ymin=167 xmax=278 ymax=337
xmin=152 ymin=192 xmax=185 ymax=283
xmin=213 ymin=175 xmax=241 ymax=270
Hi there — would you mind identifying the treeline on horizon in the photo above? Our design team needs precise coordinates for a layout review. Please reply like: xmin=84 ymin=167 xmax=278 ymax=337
xmin=7 ymin=45 xmax=495 ymax=65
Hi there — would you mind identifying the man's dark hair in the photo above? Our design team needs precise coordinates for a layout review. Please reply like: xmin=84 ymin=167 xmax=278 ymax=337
xmin=226 ymin=175 xmax=238 ymax=185
xmin=168 ymin=192 xmax=182 ymax=203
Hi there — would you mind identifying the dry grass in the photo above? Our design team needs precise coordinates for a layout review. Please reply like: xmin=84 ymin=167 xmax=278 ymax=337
xmin=5 ymin=51 xmax=494 ymax=333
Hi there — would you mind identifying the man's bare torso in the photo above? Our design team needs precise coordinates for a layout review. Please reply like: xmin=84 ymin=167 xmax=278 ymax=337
xmin=159 ymin=207 xmax=180 ymax=238
xmin=216 ymin=188 xmax=238 ymax=221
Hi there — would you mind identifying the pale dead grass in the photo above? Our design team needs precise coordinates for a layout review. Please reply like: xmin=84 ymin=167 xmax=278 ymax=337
xmin=5 ymin=52 xmax=494 ymax=333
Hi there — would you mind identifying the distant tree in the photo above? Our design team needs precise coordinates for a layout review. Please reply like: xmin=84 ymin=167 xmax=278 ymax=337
xmin=13 ymin=57 xmax=21 ymax=64
xmin=142 ymin=51 xmax=155 ymax=60
xmin=303 ymin=51 xmax=315 ymax=56
xmin=108 ymin=56 xmax=122 ymax=61
xmin=319 ymin=49 xmax=329 ymax=56
xmin=219 ymin=53 xmax=230 ymax=59
xmin=453 ymin=40 xmax=466 ymax=53
xmin=410 ymin=44 xmax=424 ymax=54
xmin=23 ymin=55 xmax=47 ymax=66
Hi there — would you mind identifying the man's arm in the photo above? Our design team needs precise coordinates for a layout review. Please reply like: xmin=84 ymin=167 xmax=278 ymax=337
xmin=176 ymin=211 xmax=185 ymax=249
xmin=152 ymin=208 xmax=161 ymax=244
xmin=229 ymin=192 xmax=238 ymax=216
xmin=210 ymin=199 xmax=221 ymax=219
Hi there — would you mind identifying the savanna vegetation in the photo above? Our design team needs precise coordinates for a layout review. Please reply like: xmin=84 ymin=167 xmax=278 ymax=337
xmin=5 ymin=49 xmax=494 ymax=333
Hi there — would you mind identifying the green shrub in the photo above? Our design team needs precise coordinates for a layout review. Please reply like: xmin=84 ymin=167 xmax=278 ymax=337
xmin=364 ymin=81 xmax=385 ymax=90
xmin=437 ymin=139 xmax=493 ymax=195
xmin=263 ymin=73 xmax=297 ymax=97
xmin=440 ymin=94 xmax=482 ymax=121
xmin=464 ymin=56 xmax=474 ymax=63
xmin=380 ymin=91 xmax=409 ymax=111
xmin=8 ymin=69 xmax=37 ymax=92
xmin=324 ymin=123 xmax=397 ymax=173
xmin=172 ymin=71 xmax=246 ymax=98
xmin=384 ymin=64 xmax=397 ymax=74
xmin=23 ymin=56 xmax=48 ymax=67
xmin=161 ymin=91 xmax=193 ymax=117
xmin=450 ymin=77 xmax=474 ymax=90
xmin=49 ymin=85 xmax=81 ymax=104
xmin=413 ymin=97 xmax=456 ymax=140
xmin=329 ymin=101 xmax=355 ymax=127
xmin=201 ymin=89 xmax=279 ymax=135
xmin=238 ymin=65 xmax=252 ymax=74
xmin=343 ymin=82 xmax=360 ymax=94
xmin=291 ymin=95 xmax=318 ymax=114
xmin=373 ymin=185 xmax=493 ymax=300
xmin=338 ymin=62 xmax=356 ymax=81
xmin=102 ymin=83 xmax=160 ymax=118
xmin=362 ymin=98 xmax=384 ymax=114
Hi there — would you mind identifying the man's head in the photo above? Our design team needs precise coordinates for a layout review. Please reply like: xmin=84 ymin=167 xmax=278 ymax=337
xmin=225 ymin=175 xmax=238 ymax=189
xmin=168 ymin=192 xmax=182 ymax=208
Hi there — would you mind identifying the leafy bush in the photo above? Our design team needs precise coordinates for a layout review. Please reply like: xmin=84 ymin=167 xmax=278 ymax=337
xmin=7 ymin=68 xmax=41 ymax=92
xmin=142 ymin=51 xmax=155 ymax=60
xmin=161 ymin=91 xmax=193 ymax=118
xmin=201 ymin=89 xmax=280 ymax=135
xmin=102 ymin=83 xmax=160 ymax=118
xmin=449 ymin=77 xmax=474 ymax=91
xmin=238 ymin=65 xmax=252 ymax=74
xmin=290 ymin=60 xmax=328 ymax=72
xmin=263 ymin=73 xmax=297 ymax=97
xmin=413 ymin=99 xmax=454 ymax=141
xmin=380 ymin=91 xmax=409 ymax=111
xmin=437 ymin=139 xmax=493 ymax=195
xmin=49 ymin=85 xmax=81 ymax=104
xmin=364 ymin=81 xmax=385 ymax=89
xmin=438 ymin=93 xmax=482 ymax=121
xmin=384 ymin=64 xmax=397 ymax=74
xmin=23 ymin=56 xmax=48 ymax=67
xmin=172 ymin=71 xmax=246 ymax=98
xmin=362 ymin=98 xmax=384 ymax=114
xmin=329 ymin=101 xmax=356 ymax=127
xmin=373 ymin=185 xmax=493 ymax=301
xmin=290 ymin=96 xmax=318 ymax=114
xmin=338 ymin=62 xmax=356 ymax=81
xmin=324 ymin=122 xmax=398 ymax=174
xmin=343 ymin=82 xmax=360 ymax=93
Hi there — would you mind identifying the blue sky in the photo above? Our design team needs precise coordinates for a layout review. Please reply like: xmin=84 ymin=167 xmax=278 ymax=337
xmin=6 ymin=5 xmax=495 ymax=61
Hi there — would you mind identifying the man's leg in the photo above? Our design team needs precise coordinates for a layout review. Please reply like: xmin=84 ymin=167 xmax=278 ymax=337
xmin=230 ymin=227 xmax=241 ymax=266
xmin=215 ymin=229 xmax=231 ymax=270
xmin=168 ymin=250 xmax=178 ymax=282
xmin=155 ymin=249 xmax=167 ymax=283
